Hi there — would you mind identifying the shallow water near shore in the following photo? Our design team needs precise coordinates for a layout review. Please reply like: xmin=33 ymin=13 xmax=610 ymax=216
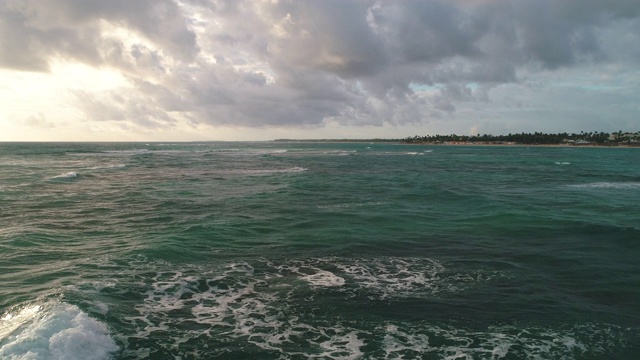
xmin=1 ymin=142 xmax=639 ymax=359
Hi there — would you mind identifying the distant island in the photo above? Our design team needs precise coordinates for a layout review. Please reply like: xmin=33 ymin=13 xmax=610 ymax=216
xmin=402 ymin=131 xmax=640 ymax=146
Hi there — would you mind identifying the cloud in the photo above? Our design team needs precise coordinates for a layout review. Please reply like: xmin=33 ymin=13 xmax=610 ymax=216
xmin=1 ymin=0 xmax=639 ymax=134
xmin=0 ymin=0 xmax=196 ymax=71
xmin=24 ymin=112 xmax=56 ymax=128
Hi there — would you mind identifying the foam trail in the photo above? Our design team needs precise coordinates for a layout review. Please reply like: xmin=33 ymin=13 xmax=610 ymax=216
xmin=0 ymin=301 xmax=119 ymax=360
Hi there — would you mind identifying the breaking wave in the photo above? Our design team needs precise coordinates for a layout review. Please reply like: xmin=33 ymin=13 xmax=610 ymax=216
xmin=0 ymin=301 xmax=119 ymax=360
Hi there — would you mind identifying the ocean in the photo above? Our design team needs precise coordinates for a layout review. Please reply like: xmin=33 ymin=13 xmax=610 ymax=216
xmin=0 ymin=141 xmax=639 ymax=359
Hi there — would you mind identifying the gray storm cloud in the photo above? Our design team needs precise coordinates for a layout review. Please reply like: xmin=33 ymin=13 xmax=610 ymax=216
xmin=1 ymin=0 xmax=639 ymax=130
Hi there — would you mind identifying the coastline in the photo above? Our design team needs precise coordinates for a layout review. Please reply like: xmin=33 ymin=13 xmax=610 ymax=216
xmin=402 ymin=142 xmax=640 ymax=148
xmin=273 ymin=138 xmax=640 ymax=148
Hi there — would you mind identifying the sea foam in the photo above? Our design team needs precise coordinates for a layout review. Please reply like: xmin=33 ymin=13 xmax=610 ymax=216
xmin=378 ymin=322 xmax=629 ymax=359
xmin=70 ymin=256 xmax=630 ymax=359
xmin=301 ymin=270 xmax=346 ymax=287
xmin=0 ymin=301 xmax=119 ymax=360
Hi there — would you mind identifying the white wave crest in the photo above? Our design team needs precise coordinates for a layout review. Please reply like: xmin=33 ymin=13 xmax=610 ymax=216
xmin=321 ymin=150 xmax=356 ymax=156
xmin=104 ymin=149 xmax=149 ymax=155
xmin=0 ymin=301 xmax=119 ymax=360
xmin=50 ymin=172 xmax=77 ymax=180
xmin=240 ymin=167 xmax=308 ymax=175
xmin=87 ymin=164 xmax=126 ymax=170
xmin=317 ymin=201 xmax=384 ymax=209
xmin=69 ymin=149 xmax=149 ymax=157
xmin=302 ymin=270 xmax=346 ymax=287
xmin=335 ymin=258 xmax=445 ymax=298
xmin=568 ymin=182 xmax=640 ymax=189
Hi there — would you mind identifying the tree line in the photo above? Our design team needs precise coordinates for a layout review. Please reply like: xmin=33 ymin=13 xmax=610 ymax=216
xmin=402 ymin=131 xmax=639 ymax=145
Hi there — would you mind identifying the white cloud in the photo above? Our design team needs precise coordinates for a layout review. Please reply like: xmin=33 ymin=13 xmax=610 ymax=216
xmin=0 ymin=0 xmax=639 ymax=140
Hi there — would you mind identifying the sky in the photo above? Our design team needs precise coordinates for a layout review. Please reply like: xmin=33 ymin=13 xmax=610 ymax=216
xmin=0 ymin=0 xmax=639 ymax=141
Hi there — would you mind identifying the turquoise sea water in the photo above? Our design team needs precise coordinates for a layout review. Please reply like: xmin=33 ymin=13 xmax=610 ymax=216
xmin=1 ymin=142 xmax=639 ymax=359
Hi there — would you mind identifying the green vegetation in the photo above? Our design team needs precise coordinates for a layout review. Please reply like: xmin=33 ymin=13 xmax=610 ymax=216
xmin=271 ymin=131 xmax=640 ymax=146
xmin=403 ymin=131 xmax=640 ymax=146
